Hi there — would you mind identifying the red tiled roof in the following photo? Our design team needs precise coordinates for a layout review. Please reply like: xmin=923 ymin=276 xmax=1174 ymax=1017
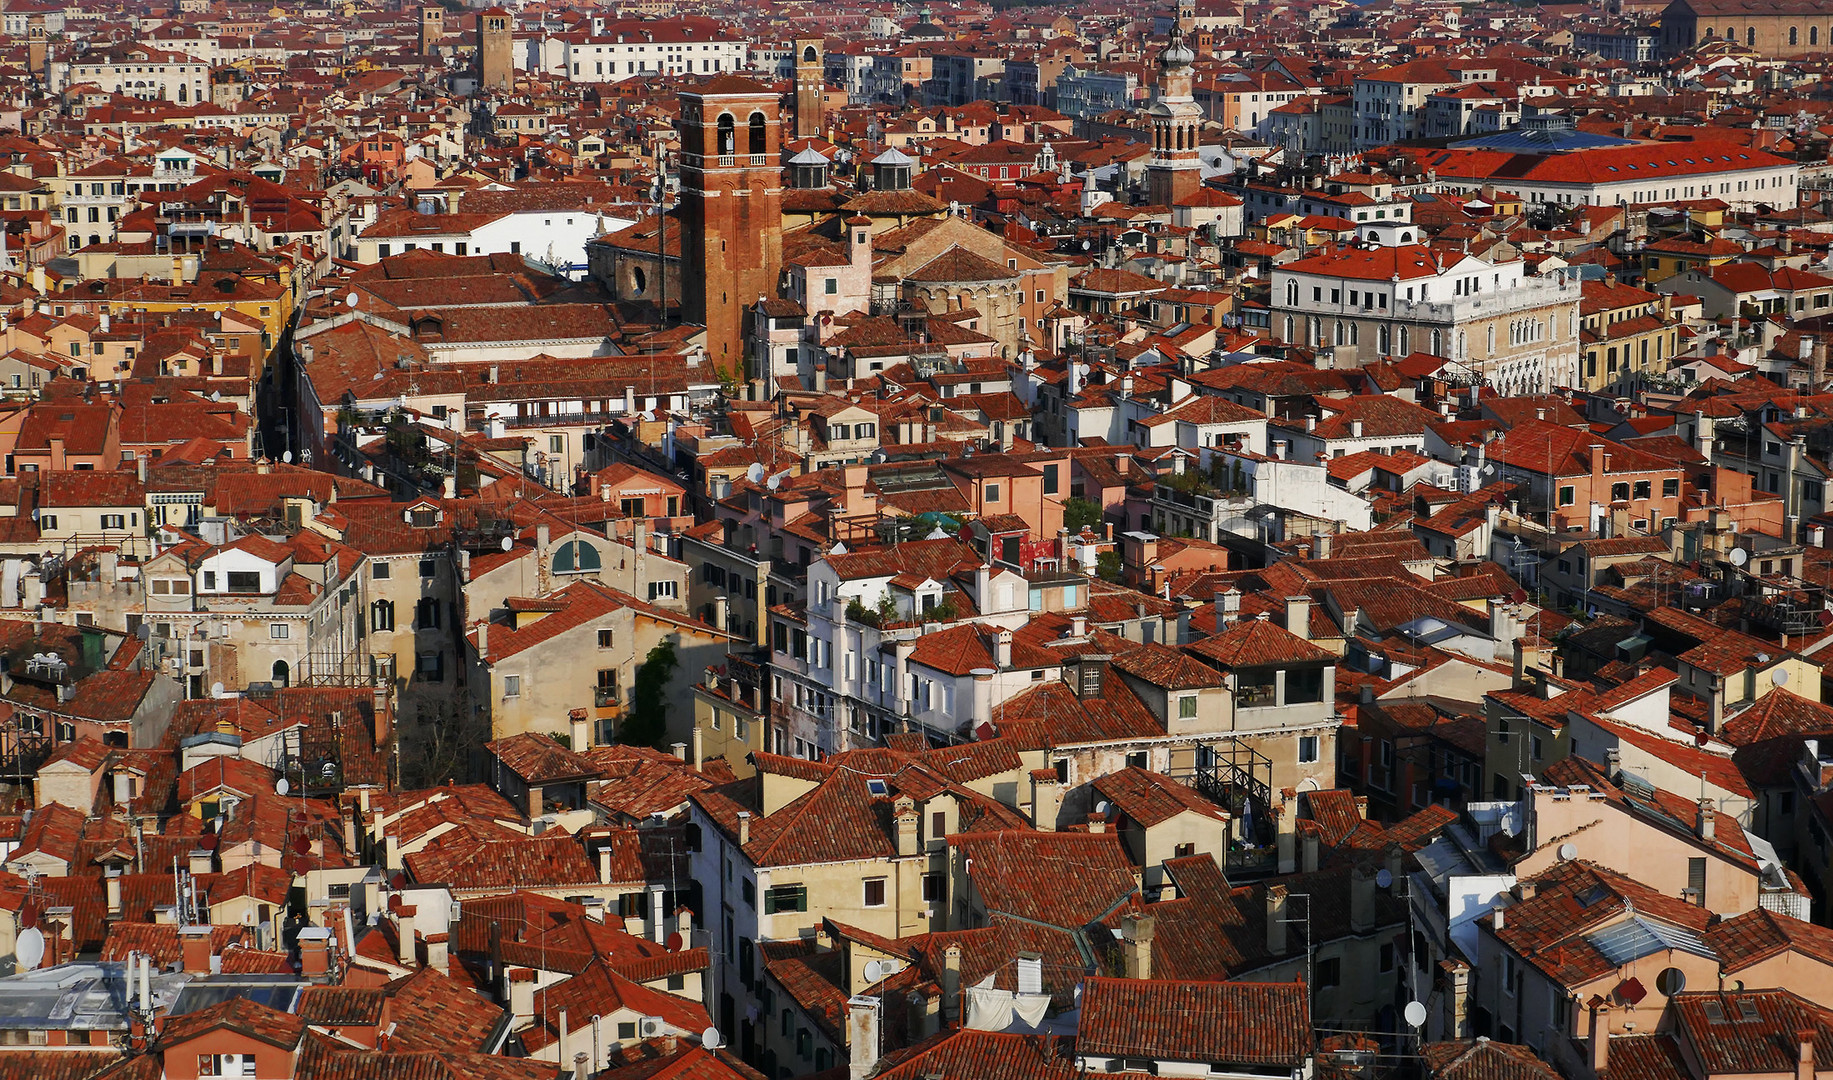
xmin=1186 ymin=617 xmax=1334 ymax=668
xmin=1078 ymin=977 xmax=1311 ymax=1065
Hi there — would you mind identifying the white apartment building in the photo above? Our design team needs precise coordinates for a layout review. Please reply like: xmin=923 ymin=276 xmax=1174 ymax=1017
xmin=1421 ymin=138 xmax=1801 ymax=211
xmin=1271 ymin=220 xmax=1581 ymax=394
xmin=522 ymin=20 xmax=748 ymax=83
xmin=355 ymin=206 xmax=635 ymax=278
xmin=53 ymin=46 xmax=209 ymax=103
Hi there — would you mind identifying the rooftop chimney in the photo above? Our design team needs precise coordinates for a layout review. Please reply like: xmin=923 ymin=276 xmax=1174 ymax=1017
xmin=1285 ymin=595 xmax=1312 ymax=640
xmin=1121 ymin=912 xmax=1155 ymax=979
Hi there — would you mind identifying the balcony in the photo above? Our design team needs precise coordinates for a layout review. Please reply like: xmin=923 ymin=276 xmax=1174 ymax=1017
xmin=594 ymin=686 xmax=621 ymax=709
xmin=1388 ymin=273 xmax=1575 ymax=324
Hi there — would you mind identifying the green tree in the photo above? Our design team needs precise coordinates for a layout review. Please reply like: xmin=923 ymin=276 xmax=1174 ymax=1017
xmin=1063 ymin=496 xmax=1103 ymax=533
xmin=1096 ymin=550 xmax=1122 ymax=582
xmin=622 ymin=640 xmax=679 ymax=748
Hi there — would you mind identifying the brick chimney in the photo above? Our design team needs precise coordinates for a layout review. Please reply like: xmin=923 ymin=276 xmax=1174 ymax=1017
xmin=299 ymin=927 xmax=331 ymax=977
xmin=179 ymin=925 xmax=213 ymax=974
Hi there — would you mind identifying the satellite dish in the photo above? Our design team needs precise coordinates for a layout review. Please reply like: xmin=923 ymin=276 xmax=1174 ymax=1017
xmin=346 ymin=292 xmax=359 ymax=308
xmin=16 ymin=927 xmax=44 ymax=971
xmin=746 ymin=462 xmax=765 ymax=484
xmin=864 ymin=959 xmax=884 ymax=982
xmin=282 ymin=451 xmax=293 ymax=464
xmin=1509 ymin=588 xmax=1528 ymax=604
xmin=1404 ymin=1001 xmax=1427 ymax=1029
xmin=767 ymin=474 xmax=781 ymax=491
xmin=701 ymin=1027 xmax=723 ymax=1050
xmin=1775 ymin=668 xmax=1791 ymax=686
xmin=1558 ymin=842 xmax=1579 ymax=861
xmin=501 ymin=535 xmax=514 ymax=552
xmin=1375 ymin=868 xmax=1393 ymax=889
xmin=666 ymin=931 xmax=684 ymax=952
xmin=1756 ymin=652 xmax=1771 ymax=665
xmin=210 ymin=682 xmax=226 ymax=699
xmin=1730 ymin=548 xmax=1748 ymax=567
xmin=293 ymin=836 xmax=311 ymax=855
xmin=275 ymin=778 xmax=290 ymax=796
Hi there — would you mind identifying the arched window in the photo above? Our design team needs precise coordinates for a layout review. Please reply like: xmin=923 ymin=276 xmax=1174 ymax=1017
xmin=1814 ymin=25 xmax=1821 ymax=44
xmin=716 ymin=113 xmax=735 ymax=156
xmin=803 ymin=44 xmax=818 ymax=62
xmin=748 ymin=111 xmax=767 ymax=155
xmin=1378 ymin=323 xmax=1391 ymax=355
xmin=272 ymin=660 xmax=290 ymax=688
xmin=1400 ymin=231 xmax=1413 ymax=243
xmin=1285 ymin=280 xmax=1298 ymax=306
xmin=1284 ymin=315 xmax=1295 ymax=341
xmin=1748 ymin=26 xmax=1756 ymax=45
xmin=1431 ymin=329 xmax=1442 ymax=355
xmin=1399 ymin=325 xmax=1409 ymax=355
xmin=1791 ymin=25 xmax=1799 ymax=44
xmin=371 ymin=600 xmax=394 ymax=633
xmin=552 ymin=540 xmax=602 ymax=573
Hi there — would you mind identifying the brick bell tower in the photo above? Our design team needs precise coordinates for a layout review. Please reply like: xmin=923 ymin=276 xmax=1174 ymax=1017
xmin=420 ymin=6 xmax=444 ymax=57
xmin=477 ymin=7 xmax=513 ymax=91
xmin=678 ymin=76 xmax=785 ymax=375
xmin=1145 ymin=22 xmax=1203 ymax=207
xmin=794 ymin=37 xmax=825 ymax=140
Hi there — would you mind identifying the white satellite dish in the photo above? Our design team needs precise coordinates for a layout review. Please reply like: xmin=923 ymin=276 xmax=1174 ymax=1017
xmin=745 ymin=462 xmax=766 ymax=484
xmin=1094 ymin=801 xmax=1110 ymax=818
xmin=282 ymin=451 xmax=293 ymax=463
xmin=1375 ymin=868 xmax=1393 ymax=889
xmin=767 ymin=474 xmax=781 ymax=491
xmin=1404 ymin=1001 xmax=1427 ymax=1029
xmin=1775 ymin=668 xmax=1791 ymax=686
xmin=863 ymin=959 xmax=884 ymax=982
xmin=701 ymin=1027 xmax=723 ymax=1050
xmin=210 ymin=681 xmax=226 ymax=699
xmin=1557 ymin=842 xmax=1578 ymax=861
xmin=500 ymin=535 xmax=514 ymax=552
xmin=275 ymin=778 xmax=290 ymax=797
xmin=346 ymin=292 xmax=359 ymax=308
xmin=1757 ymin=652 xmax=1771 ymax=665
xmin=16 ymin=927 xmax=45 ymax=971
xmin=1730 ymin=548 xmax=1749 ymax=567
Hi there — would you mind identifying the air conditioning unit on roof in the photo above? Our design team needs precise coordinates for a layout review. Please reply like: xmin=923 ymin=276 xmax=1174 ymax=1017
xmin=638 ymin=1016 xmax=667 ymax=1039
